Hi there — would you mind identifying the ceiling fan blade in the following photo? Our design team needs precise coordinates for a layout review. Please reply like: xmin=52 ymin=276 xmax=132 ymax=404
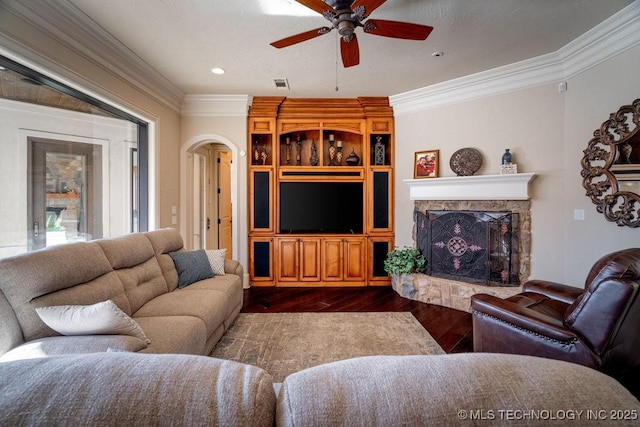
xmin=271 ymin=27 xmax=332 ymax=49
xmin=295 ymin=0 xmax=337 ymax=15
xmin=350 ymin=0 xmax=388 ymax=18
xmin=340 ymin=35 xmax=360 ymax=68
xmin=364 ymin=19 xmax=433 ymax=40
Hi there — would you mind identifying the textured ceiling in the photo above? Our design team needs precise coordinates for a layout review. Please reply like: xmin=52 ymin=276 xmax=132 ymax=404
xmin=23 ymin=0 xmax=640 ymax=98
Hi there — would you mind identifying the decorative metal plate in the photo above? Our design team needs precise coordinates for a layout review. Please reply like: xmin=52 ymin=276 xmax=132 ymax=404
xmin=450 ymin=148 xmax=483 ymax=176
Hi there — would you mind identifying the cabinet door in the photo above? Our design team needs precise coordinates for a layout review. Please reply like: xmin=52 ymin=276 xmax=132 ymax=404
xmin=322 ymin=238 xmax=344 ymax=282
xmin=367 ymin=169 xmax=393 ymax=233
xmin=276 ymin=238 xmax=299 ymax=282
xmin=368 ymin=236 xmax=394 ymax=285
xmin=344 ymin=238 xmax=367 ymax=282
xmin=249 ymin=169 xmax=273 ymax=233
xmin=249 ymin=237 xmax=274 ymax=285
xmin=299 ymin=239 xmax=321 ymax=282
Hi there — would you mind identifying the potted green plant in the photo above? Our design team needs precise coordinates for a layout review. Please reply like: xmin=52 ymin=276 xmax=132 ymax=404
xmin=383 ymin=246 xmax=426 ymax=275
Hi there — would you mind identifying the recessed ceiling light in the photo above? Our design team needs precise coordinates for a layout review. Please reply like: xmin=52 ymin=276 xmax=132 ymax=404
xmin=211 ymin=67 xmax=226 ymax=75
xmin=432 ymin=51 xmax=444 ymax=57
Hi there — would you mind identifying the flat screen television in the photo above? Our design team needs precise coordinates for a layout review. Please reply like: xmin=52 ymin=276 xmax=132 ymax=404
xmin=279 ymin=182 xmax=363 ymax=234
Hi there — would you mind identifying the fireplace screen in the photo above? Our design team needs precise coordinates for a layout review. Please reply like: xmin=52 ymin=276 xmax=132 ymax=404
xmin=416 ymin=210 xmax=519 ymax=286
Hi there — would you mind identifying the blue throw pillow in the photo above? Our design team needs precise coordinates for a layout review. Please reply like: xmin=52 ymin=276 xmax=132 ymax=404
xmin=169 ymin=250 xmax=214 ymax=288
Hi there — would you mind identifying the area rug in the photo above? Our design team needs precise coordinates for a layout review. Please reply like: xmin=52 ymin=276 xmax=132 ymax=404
xmin=210 ymin=312 xmax=445 ymax=382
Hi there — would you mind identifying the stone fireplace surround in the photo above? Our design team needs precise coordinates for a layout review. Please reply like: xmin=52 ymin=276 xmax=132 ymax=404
xmin=398 ymin=173 xmax=536 ymax=312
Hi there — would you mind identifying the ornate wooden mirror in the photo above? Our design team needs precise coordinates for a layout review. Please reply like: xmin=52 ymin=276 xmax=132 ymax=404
xmin=581 ymin=98 xmax=640 ymax=227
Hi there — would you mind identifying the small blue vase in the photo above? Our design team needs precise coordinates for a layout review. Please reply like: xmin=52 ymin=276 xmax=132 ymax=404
xmin=501 ymin=149 xmax=512 ymax=165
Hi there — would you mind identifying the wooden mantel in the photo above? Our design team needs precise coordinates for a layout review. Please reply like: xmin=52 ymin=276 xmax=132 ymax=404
xmin=403 ymin=173 xmax=536 ymax=200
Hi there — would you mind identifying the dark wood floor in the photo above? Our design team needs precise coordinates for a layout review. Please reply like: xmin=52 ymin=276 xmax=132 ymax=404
xmin=242 ymin=286 xmax=473 ymax=354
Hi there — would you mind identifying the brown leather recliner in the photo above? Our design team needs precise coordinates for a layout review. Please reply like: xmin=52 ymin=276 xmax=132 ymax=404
xmin=471 ymin=248 xmax=640 ymax=397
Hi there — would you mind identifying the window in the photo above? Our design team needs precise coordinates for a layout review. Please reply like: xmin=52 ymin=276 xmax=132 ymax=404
xmin=0 ymin=56 xmax=148 ymax=258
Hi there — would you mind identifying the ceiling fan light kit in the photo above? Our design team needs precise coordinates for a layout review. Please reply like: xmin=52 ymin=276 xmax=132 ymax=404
xmin=270 ymin=0 xmax=433 ymax=68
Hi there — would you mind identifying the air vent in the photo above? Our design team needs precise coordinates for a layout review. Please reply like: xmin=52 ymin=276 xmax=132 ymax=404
xmin=273 ymin=78 xmax=289 ymax=90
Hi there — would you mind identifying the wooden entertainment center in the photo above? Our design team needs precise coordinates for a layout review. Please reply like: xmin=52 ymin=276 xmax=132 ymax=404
xmin=248 ymin=97 xmax=394 ymax=287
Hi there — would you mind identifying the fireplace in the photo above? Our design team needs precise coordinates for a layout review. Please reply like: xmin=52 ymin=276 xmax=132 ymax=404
xmin=397 ymin=173 xmax=535 ymax=311
xmin=416 ymin=210 xmax=520 ymax=286
xmin=413 ymin=199 xmax=531 ymax=286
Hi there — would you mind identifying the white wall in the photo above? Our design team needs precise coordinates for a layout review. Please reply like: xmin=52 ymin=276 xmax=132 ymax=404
xmin=561 ymin=43 xmax=640 ymax=284
xmin=394 ymin=44 xmax=640 ymax=285
xmin=181 ymin=111 xmax=249 ymax=271
xmin=0 ymin=99 xmax=137 ymax=258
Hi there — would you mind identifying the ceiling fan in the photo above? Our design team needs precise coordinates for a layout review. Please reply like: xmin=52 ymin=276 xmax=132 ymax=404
xmin=270 ymin=0 xmax=433 ymax=68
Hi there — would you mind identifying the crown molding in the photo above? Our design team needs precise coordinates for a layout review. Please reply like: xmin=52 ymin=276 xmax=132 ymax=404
xmin=181 ymin=95 xmax=252 ymax=117
xmin=390 ymin=1 xmax=640 ymax=116
xmin=1 ymin=0 xmax=184 ymax=113
xmin=559 ymin=1 xmax=640 ymax=78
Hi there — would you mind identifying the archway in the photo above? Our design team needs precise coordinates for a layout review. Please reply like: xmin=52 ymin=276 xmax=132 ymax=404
xmin=180 ymin=134 xmax=240 ymax=260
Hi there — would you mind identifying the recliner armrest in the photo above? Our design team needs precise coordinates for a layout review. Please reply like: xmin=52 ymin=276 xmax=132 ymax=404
xmin=471 ymin=294 xmax=578 ymax=342
xmin=522 ymin=280 xmax=584 ymax=304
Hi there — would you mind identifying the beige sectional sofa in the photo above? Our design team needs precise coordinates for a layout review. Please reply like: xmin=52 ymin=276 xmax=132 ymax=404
xmin=0 ymin=228 xmax=243 ymax=360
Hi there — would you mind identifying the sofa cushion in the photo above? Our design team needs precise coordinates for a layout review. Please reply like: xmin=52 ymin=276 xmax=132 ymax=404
xmin=35 ymin=300 xmax=150 ymax=345
xmin=177 ymin=275 xmax=243 ymax=325
xmin=96 ymin=233 xmax=156 ymax=270
xmin=134 ymin=290 xmax=227 ymax=338
xmin=0 ymin=335 xmax=148 ymax=362
xmin=169 ymin=250 xmax=214 ymax=288
xmin=144 ymin=228 xmax=184 ymax=291
xmin=134 ymin=316 xmax=207 ymax=354
xmin=206 ymin=249 xmax=228 ymax=275
xmin=97 ymin=233 xmax=169 ymax=312
xmin=0 ymin=242 xmax=129 ymax=342
xmin=112 ymin=257 xmax=170 ymax=314
xmin=0 ymin=353 xmax=276 ymax=427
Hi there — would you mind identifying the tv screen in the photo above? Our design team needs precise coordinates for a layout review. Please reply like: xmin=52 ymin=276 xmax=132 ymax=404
xmin=279 ymin=182 xmax=363 ymax=234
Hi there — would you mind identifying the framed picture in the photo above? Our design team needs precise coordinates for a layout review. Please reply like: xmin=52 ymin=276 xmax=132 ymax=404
xmin=414 ymin=150 xmax=439 ymax=178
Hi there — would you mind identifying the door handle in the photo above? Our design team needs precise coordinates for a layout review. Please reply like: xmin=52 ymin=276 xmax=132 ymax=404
xmin=33 ymin=220 xmax=39 ymax=237
xmin=207 ymin=217 xmax=211 ymax=230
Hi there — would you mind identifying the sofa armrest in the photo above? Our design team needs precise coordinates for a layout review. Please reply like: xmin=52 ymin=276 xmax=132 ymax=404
xmin=522 ymin=280 xmax=584 ymax=304
xmin=224 ymin=259 xmax=243 ymax=281
xmin=277 ymin=354 xmax=640 ymax=426
xmin=0 ymin=353 xmax=276 ymax=426
xmin=471 ymin=294 xmax=578 ymax=342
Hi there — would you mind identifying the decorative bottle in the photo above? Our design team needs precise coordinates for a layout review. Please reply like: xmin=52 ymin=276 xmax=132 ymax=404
xmin=501 ymin=149 xmax=512 ymax=165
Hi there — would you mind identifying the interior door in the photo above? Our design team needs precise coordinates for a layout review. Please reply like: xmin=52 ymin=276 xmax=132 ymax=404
xmin=29 ymin=138 xmax=102 ymax=251
xmin=217 ymin=151 xmax=233 ymax=258
xmin=192 ymin=152 xmax=206 ymax=249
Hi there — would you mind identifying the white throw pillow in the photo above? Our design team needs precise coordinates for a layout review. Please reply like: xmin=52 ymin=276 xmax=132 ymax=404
xmin=206 ymin=248 xmax=228 ymax=275
xmin=35 ymin=300 xmax=150 ymax=345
